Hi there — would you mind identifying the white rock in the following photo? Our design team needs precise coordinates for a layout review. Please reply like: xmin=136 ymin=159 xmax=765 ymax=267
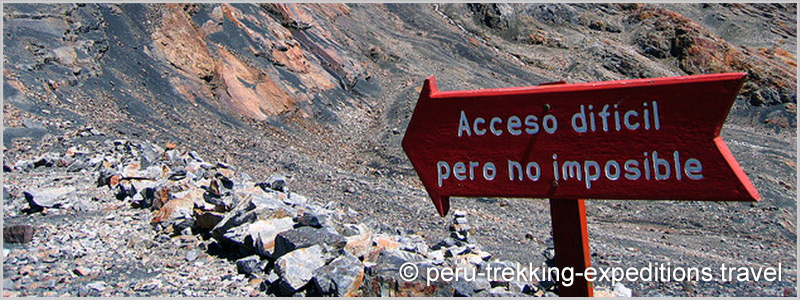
xmin=87 ymin=281 xmax=106 ymax=292
xmin=250 ymin=217 xmax=295 ymax=258
xmin=613 ymin=282 xmax=632 ymax=297
xmin=275 ymin=245 xmax=326 ymax=295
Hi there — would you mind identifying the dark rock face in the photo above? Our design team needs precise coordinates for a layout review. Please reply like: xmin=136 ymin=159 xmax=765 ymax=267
xmin=468 ymin=4 xmax=515 ymax=30
xmin=236 ymin=255 xmax=268 ymax=278
xmin=309 ymin=253 xmax=364 ymax=296
xmin=273 ymin=226 xmax=346 ymax=258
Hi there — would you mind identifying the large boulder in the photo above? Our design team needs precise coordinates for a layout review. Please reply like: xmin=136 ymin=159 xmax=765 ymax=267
xmin=23 ymin=186 xmax=76 ymax=212
xmin=274 ymin=245 xmax=327 ymax=296
xmin=363 ymin=249 xmax=453 ymax=297
xmin=258 ymin=174 xmax=288 ymax=193
xmin=309 ymin=252 xmax=365 ymax=296
xmin=194 ymin=211 xmax=226 ymax=231
xmin=273 ymin=226 xmax=346 ymax=258
xmin=250 ymin=217 xmax=295 ymax=258
xmin=211 ymin=199 xmax=257 ymax=243
xmin=236 ymin=255 xmax=269 ymax=278
xmin=343 ymin=224 xmax=372 ymax=258
xmin=150 ymin=196 xmax=195 ymax=234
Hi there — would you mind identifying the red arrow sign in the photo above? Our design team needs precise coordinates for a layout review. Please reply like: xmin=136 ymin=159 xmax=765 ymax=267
xmin=402 ymin=73 xmax=760 ymax=217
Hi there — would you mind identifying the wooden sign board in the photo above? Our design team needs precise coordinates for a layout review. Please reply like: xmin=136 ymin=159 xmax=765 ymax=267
xmin=402 ymin=73 xmax=760 ymax=217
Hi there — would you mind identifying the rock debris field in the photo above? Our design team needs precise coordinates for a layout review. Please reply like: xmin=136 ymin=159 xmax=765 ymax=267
xmin=2 ymin=138 xmax=622 ymax=297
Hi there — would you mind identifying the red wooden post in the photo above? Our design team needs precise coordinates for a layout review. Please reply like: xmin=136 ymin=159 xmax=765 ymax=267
xmin=549 ymin=199 xmax=593 ymax=297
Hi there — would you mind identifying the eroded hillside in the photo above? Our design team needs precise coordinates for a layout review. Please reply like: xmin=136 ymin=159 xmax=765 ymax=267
xmin=3 ymin=3 xmax=797 ymax=296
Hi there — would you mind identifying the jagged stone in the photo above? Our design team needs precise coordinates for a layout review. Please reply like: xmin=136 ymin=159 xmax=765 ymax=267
xmin=444 ymin=245 xmax=469 ymax=258
xmin=165 ymin=149 xmax=182 ymax=164
xmin=274 ymin=245 xmax=326 ymax=296
xmin=273 ymin=226 xmax=346 ymax=258
xmin=450 ymin=230 xmax=470 ymax=242
xmin=66 ymin=159 xmax=86 ymax=172
xmin=475 ymin=249 xmax=493 ymax=261
xmin=97 ymin=168 xmax=118 ymax=187
xmin=433 ymin=236 xmax=463 ymax=249
xmin=236 ymin=255 xmax=268 ymax=278
xmin=222 ymin=223 xmax=252 ymax=249
xmin=309 ymin=252 xmax=364 ymax=296
xmin=168 ymin=169 xmax=187 ymax=181
xmin=115 ymin=180 xmax=137 ymax=201
xmin=151 ymin=196 xmax=195 ymax=235
xmin=341 ymin=224 xmax=362 ymax=237
xmin=508 ymin=281 xmax=534 ymax=294
xmin=33 ymin=153 xmax=60 ymax=168
xmin=23 ymin=186 xmax=76 ymax=212
xmin=283 ymin=192 xmax=306 ymax=206
xmin=194 ymin=210 xmax=225 ymax=230
xmin=427 ymin=249 xmax=445 ymax=265
xmin=245 ymin=188 xmax=285 ymax=211
xmin=85 ymin=155 xmax=105 ymax=170
xmin=363 ymin=249 xmax=452 ymax=296
xmin=398 ymin=235 xmax=430 ymax=257
xmin=188 ymin=151 xmax=204 ymax=163
xmin=250 ymin=217 xmax=295 ymax=258
xmin=458 ymin=253 xmax=485 ymax=267
xmin=344 ymin=224 xmax=372 ymax=258
xmin=260 ymin=269 xmax=281 ymax=292
xmin=178 ymin=188 xmax=212 ymax=211
xmin=259 ymin=174 xmax=288 ymax=193
xmin=150 ymin=186 xmax=171 ymax=211
xmin=138 ymin=143 xmax=163 ymax=169
xmin=293 ymin=212 xmax=324 ymax=228
xmin=13 ymin=160 xmax=33 ymax=172
xmin=452 ymin=273 xmax=491 ymax=296
xmin=211 ymin=199 xmax=257 ymax=243
xmin=203 ymin=191 xmax=235 ymax=211
xmin=215 ymin=173 xmax=235 ymax=189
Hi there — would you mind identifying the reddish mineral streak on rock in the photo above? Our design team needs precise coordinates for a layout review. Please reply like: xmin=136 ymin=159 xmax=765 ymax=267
xmin=147 ymin=3 xmax=347 ymax=120
xmin=215 ymin=47 xmax=296 ymax=120
xmin=151 ymin=4 xmax=216 ymax=79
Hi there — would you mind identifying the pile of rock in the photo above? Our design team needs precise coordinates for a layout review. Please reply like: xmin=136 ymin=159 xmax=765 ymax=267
xmin=7 ymin=139 xmax=564 ymax=296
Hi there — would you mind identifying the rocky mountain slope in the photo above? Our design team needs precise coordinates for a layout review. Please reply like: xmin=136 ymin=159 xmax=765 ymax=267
xmin=4 ymin=138 xmax=570 ymax=297
xmin=3 ymin=3 xmax=797 ymax=296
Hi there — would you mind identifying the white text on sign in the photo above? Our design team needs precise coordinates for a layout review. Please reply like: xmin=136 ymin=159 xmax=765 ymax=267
xmin=439 ymin=100 xmax=704 ymax=188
